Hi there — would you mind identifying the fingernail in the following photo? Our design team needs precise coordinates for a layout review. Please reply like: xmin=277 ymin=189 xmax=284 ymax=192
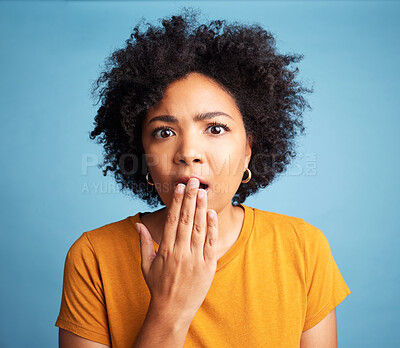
xmin=176 ymin=183 xmax=185 ymax=194
xmin=208 ymin=210 xmax=216 ymax=218
xmin=189 ymin=178 xmax=199 ymax=188
xmin=198 ymin=189 xmax=205 ymax=199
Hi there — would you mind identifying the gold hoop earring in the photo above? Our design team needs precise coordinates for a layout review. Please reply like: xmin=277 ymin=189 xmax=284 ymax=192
xmin=146 ymin=172 xmax=155 ymax=186
xmin=241 ymin=168 xmax=252 ymax=184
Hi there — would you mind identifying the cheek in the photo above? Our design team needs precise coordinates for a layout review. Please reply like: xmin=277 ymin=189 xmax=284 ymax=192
xmin=145 ymin=149 xmax=170 ymax=172
xmin=210 ymin=144 xmax=245 ymax=177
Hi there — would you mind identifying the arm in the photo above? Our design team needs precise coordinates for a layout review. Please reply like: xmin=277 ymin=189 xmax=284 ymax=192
xmin=59 ymin=329 xmax=110 ymax=348
xmin=131 ymin=300 xmax=191 ymax=348
xmin=59 ymin=299 xmax=191 ymax=348
xmin=300 ymin=308 xmax=337 ymax=348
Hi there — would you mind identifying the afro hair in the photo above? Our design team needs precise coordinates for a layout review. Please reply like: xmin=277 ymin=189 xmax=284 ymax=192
xmin=89 ymin=7 xmax=313 ymax=208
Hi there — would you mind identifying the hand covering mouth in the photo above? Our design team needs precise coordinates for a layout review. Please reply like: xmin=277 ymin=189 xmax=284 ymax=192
xmin=175 ymin=176 xmax=210 ymax=191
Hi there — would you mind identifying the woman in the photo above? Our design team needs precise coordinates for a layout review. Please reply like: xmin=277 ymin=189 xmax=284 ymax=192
xmin=56 ymin=9 xmax=351 ymax=347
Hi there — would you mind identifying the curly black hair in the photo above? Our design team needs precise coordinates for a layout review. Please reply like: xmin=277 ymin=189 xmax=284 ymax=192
xmin=89 ymin=7 xmax=313 ymax=208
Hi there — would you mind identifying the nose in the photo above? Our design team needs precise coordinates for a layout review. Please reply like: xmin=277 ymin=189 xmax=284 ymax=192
xmin=177 ymin=154 xmax=202 ymax=165
xmin=173 ymin=132 xmax=204 ymax=166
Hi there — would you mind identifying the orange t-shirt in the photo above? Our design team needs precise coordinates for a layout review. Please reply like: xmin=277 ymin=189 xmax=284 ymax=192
xmin=55 ymin=204 xmax=351 ymax=347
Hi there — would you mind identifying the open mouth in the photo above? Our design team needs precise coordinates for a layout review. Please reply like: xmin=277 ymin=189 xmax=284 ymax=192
xmin=199 ymin=182 xmax=208 ymax=190
xmin=176 ymin=181 xmax=210 ymax=192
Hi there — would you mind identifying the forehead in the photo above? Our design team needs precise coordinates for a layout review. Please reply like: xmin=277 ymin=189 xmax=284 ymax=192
xmin=145 ymin=72 xmax=242 ymax=122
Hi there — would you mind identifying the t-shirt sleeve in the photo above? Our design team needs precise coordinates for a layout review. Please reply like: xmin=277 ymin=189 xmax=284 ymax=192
xmin=302 ymin=220 xmax=351 ymax=331
xmin=55 ymin=232 xmax=111 ymax=346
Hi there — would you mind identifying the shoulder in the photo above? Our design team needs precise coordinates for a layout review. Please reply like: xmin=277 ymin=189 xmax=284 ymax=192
xmin=86 ymin=214 xmax=138 ymax=240
xmin=67 ymin=213 xmax=140 ymax=259
xmin=250 ymin=206 xmax=306 ymax=237
xmin=247 ymin=205 xmax=326 ymax=252
xmin=253 ymin=207 xmax=304 ymax=226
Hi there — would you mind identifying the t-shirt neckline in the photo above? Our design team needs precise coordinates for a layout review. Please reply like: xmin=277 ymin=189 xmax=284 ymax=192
xmin=129 ymin=203 xmax=254 ymax=271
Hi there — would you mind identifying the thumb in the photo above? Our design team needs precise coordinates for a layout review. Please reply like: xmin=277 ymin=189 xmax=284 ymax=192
xmin=135 ymin=223 xmax=156 ymax=276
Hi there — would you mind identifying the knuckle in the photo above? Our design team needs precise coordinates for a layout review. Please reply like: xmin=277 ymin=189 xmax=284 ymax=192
xmin=206 ymin=237 xmax=215 ymax=247
xmin=193 ymin=222 xmax=204 ymax=234
xmin=180 ymin=212 xmax=192 ymax=225
xmin=166 ymin=213 xmax=178 ymax=225
xmin=186 ymin=190 xmax=197 ymax=199
xmin=158 ymin=247 xmax=169 ymax=259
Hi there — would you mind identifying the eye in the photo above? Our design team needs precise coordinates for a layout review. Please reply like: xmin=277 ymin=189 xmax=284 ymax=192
xmin=151 ymin=122 xmax=231 ymax=139
xmin=206 ymin=122 xmax=231 ymax=135
xmin=151 ymin=126 xmax=175 ymax=139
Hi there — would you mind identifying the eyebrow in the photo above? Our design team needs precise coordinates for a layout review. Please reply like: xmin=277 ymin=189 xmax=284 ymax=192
xmin=147 ymin=111 xmax=234 ymax=125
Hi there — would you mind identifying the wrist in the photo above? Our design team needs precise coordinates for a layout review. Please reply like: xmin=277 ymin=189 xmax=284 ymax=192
xmin=147 ymin=299 xmax=193 ymax=331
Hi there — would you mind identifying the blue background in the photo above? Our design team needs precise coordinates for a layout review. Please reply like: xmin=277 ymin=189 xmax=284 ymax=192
xmin=1 ymin=1 xmax=398 ymax=347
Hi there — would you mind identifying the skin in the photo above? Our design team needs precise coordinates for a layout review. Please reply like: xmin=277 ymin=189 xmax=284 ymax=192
xmin=59 ymin=72 xmax=338 ymax=347
xmin=140 ymin=72 xmax=252 ymax=260
xmin=300 ymin=309 xmax=337 ymax=347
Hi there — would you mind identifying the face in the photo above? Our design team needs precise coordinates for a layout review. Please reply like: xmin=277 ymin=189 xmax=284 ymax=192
xmin=141 ymin=72 xmax=252 ymax=213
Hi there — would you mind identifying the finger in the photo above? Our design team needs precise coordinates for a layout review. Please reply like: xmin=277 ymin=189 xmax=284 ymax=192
xmin=175 ymin=178 xmax=200 ymax=249
xmin=135 ymin=223 xmax=157 ymax=277
xmin=159 ymin=183 xmax=186 ymax=250
xmin=203 ymin=210 xmax=218 ymax=263
xmin=191 ymin=188 xmax=207 ymax=257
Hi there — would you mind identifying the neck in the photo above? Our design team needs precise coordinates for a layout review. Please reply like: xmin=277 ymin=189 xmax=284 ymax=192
xmin=214 ymin=203 xmax=244 ymax=240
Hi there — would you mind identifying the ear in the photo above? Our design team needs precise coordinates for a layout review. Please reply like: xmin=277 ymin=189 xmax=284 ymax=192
xmin=245 ymin=134 xmax=252 ymax=169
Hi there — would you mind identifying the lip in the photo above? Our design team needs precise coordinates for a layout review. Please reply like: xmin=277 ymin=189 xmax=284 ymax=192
xmin=174 ymin=175 xmax=210 ymax=193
